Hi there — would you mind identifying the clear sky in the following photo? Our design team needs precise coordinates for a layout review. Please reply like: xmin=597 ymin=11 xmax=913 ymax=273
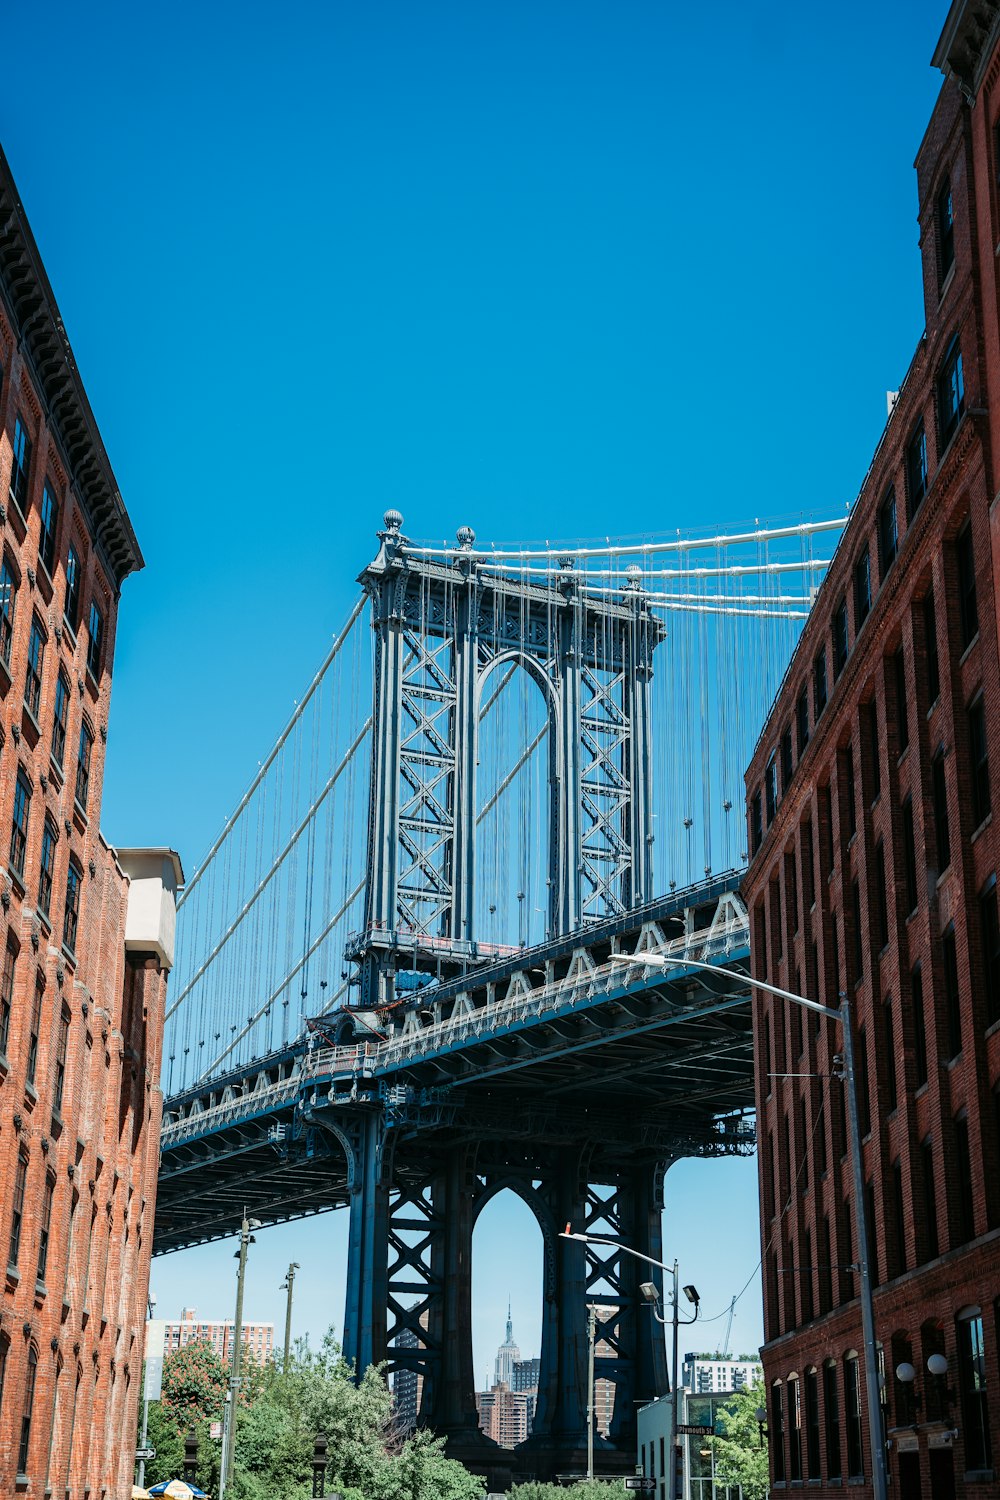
xmin=4 ymin=0 xmax=947 ymax=1386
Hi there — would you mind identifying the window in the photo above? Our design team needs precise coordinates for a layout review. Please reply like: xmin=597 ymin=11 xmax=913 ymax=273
xmin=981 ymin=881 xmax=1000 ymax=1027
xmin=894 ymin=645 xmax=909 ymax=753
xmin=814 ymin=649 xmax=827 ymax=718
xmin=852 ymin=879 xmax=863 ymax=982
xmin=920 ymin=592 xmax=939 ymax=710
xmin=884 ymin=995 xmax=897 ymax=1111
xmin=907 ymin=419 xmax=928 ymax=516
xmin=902 ymin=796 xmax=918 ymax=914
xmin=844 ymin=1355 xmax=863 ymax=1478
xmin=957 ymin=521 xmax=979 ymax=649
xmin=0 ymin=1336 xmax=7 ymax=1428
xmin=765 ymin=755 xmax=778 ymax=825
xmin=864 ymin=702 xmax=880 ymax=803
xmin=857 ymin=1026 xmax=871 ymax=1138
xmin=878 ymin=488 xmax=898 ymax=577
xmin=969 ymin=696 xmax=990 ymax=826
xmin=64 ymin=859 xmax=82 ymax=954
xmin=955 ymin=1113 xmax=975 ymax=1243
xmin=932 ymin=748 xmax=950 ymax=872
xmin=86 ymin=600 xmax=103 ymax=680
xmin=36 ymin=1175 xmax=54 ymax=1285
xmin=805 ymin=1369 xmax=820 ymax=1479
xmin=75 ymin=721 xmax=93 ymax=813
xmin=10 ymin=770 xmax=31 ymax=879
xmin=832 ymin=597 xmax=849 ymax=678
xmin=17 ymin=1343 xmax=36 ymax=1476
xmin=921 ymin=1136 xmax=939 ymax=1261
xmin=9 ymin=1152 xmax=27 ymax=1267
xmin=771 ymin=1384 xmax=785 ymax=1482
xmin=24 ymin=616 xmax=44 ymax=719
xmin=854 ymin=549 xmax=871 ymax=631
xmin=787 ymin=1375 xmax=802 ymax=1480
xmin=937 ymin=177 xmax=955 ymax=285
xmin=38 ymin=819 xmax=56 ymax=919
xmin=51 ymin=671 xmax=69 ymax=768
xmin=943 ymin=924 xmax=962 ymax=1059
xmin=796 ymin=687 xmax=809 ymax=756
xmin=824 ymin=1361 xmax=842 ymax=1478
xmin=64 ymin=544 xmax=81 ymax=634
xmin=0 ymin=555 xmax=16 ymax=666
xmin=39 ymin=481 xmax=59 ymax=576
xmin=9 ymin=414 xmax=32 ymax=514
xmin=938 ymin=333 xmax=965 ymax=447
xmin=780 ymin=725 xmax=793 ymax=792
xmin=0 ymin=941 xmax=13 ymax=1058
xmin=750 ymin=790 xmax=762 ymax=855
xmin=874 ymin=841 xmax=888 ymax=950
xmin=957 ymin=1311 xmax=992 ymax=1470
xmin=26 ymin=974 xmax=42 ymax=1087
xmin=53 ymin=1007 xmax=69 ymax=1112
xmin=844 ymin=744 xmax=856 ymax=837
xmin=892 ymin=1159 xmax=906 ymax=1273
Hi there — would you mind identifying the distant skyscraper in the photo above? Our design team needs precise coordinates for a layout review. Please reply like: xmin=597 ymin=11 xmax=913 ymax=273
xmin=393 ymin=1326 xmax=420 ymax=1429
xmin=512 ymin=1355 xmax=541 ymax=1434
xmin=494 ymin=1301 xmax=522 ymax=1387
xmin=477 ymin=1382 xmax=531 ymax=1447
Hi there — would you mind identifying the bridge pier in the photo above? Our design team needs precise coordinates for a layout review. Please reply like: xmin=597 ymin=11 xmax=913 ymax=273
xmin=342 ymin=1112 xmax=390 ymax=1376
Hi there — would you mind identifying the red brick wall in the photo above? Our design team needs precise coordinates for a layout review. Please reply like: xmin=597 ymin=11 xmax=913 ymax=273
xmin=0 ymin=299 xmax=168 ymax=1492
xmin=744 ymin=63 xmax=1000 ymax=1499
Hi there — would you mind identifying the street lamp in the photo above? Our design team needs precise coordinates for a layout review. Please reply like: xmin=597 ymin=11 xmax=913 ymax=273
xmin=754 ymin=1405 xmax=767 ymax=1450
xmin=618 ymin=951 xmax=889 ymax=1500
xmin=560 ymin=1227 xmax=697 ymax=1497
xmin=136 ymin=1290 xmax=157 ymax=1491
xmin=219 ymin=1213 xmax=262 ymax=1500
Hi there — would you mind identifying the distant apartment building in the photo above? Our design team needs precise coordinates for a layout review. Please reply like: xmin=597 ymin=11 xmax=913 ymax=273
xmin=164 ymin=1306 xmax=274 ymax=1365
xmin=512 ymin=1355 xmax=541 ymax=1434
xmin=477 ymin=1381 xmax=531 ymax=1448
xmin=681 ymin=1352 xmax=762 ymax=1395
xmin=392 ymin=1323 xmax=424 ymax=1429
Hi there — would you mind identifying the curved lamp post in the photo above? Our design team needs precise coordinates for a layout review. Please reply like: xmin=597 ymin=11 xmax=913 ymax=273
xmin=617 ymin=951 xmax=889 ymax=1500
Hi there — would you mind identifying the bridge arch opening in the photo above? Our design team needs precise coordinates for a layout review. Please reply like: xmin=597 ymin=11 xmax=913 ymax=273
xmin=475 ymin=658 xmax=555 ymax=951
xmin=471 ymin=1186 xmax=544 ymax=1446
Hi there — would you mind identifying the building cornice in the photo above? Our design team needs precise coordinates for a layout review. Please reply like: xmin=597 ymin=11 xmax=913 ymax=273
xmin=0 ymin=145 xmax=143 ymax=589
xmin=933 ymin=0 xmax=1000 ymax=100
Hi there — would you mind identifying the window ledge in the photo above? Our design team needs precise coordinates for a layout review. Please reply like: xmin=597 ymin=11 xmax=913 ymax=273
xmin=971 ymin=812 xmax=992 ymax=844
xmin=38 ymin=910 xmax=51 ymax=937
xmin=959 ymin=632 xmax=981 ymax=667
xmin=8 ymin=497 xmax=27 ymax=542
xmin=61 ymin=942 xmax=77 ymax=969
xmin=0 ymin=654 xmax=11 ymax=697
xmin=915 ymin=1081 xmax=929 ymax=1098
xmin=48 ymin=756 xmax=63 ymax=791
xmin=34 ymin=1278 xmax=47 ymax=1303
xmin=963 ymin=1472 xmax=996 ymax=1484
xmin=62 ymin=620 xmax=77 ymax=650
xmin=927 ymin=696 xmax=940 ymax=720
xmin=72 ymin=798 xmax=89 ymax=830
xmin=945 ymin=1051 xmax=963 ymax=1070
xmin=897 ymin=745 xmax=910 ymax=770
xmin=6 ymin=1265 xmax=20 ymax=1290
xmin=85 ymin=667 xmax=100 ymax=699
xmin=936 ymin=866 xmax=952 ymax=891
xmin=986 ymin=1017 xmax=1000 ymax=1040
xmin=24 ymin=1080 xmax=37 ymax=1106
xmin=0 ymin=1050 xmax=8 ymax=1076
xmin=36 ymin=562 xmax=53 ymax=606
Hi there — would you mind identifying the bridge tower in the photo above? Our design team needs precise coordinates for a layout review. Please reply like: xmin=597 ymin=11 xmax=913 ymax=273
xmin=336 ymin=512 xmax=671 ymax=1481
xmin=351 ymin=509 xmax=663 ymax=1009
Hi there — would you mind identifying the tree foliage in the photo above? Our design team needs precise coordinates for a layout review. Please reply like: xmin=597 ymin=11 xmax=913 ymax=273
xmin=511 ymin=1484 xmax=621 ymax=1498
xmin=140 ymin=1328 xmax=486 ymax=1499
xmin=709 ymin=1385 xmax=770 ymax=1500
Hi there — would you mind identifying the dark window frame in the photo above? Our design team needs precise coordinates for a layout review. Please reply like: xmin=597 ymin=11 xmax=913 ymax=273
xmin=86 ymin=599 xmax=104 ymax=680
xmin=64 ymin=544 xmax=81 ymax=635
xmin=832 ymin=596 xmax=849 ymax=679
xmin=75 ymin=721 xmax=93 ymax=813
xmin=937 ymin=176 xmax=955 ymax=286
xmin=24 ymin=616 xmax=44 ymax=720
xmin=937 ymin=332 xmax=965 ymax=449
xmin=957 ymin=521 xmax=979 ymax=650
xmin=38 ymin=818 xmax=56 ymax=920
xmin=9 ymin=770 xmax=31 ymax=879
xmin=906 ymin=418 xmax=928 ymax=517
xmin=854 ymin=548 xmax=871 ymax=631
xmin=39 ymin=480 xmax=59 ymax=577
xmin=51 ymin=670 xmax=69 ymax=768
xmin=878 ymin=488 xmax=898 ymax=578
xmin=9 ymin=413 xmax=32 ymax=515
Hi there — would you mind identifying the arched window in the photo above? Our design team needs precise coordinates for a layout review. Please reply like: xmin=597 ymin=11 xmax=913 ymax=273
xmin=51 ymin=670 xmax=69 ymax=768
xmin=63 ymin=858 xmax=83 ymax=955
xmin=770 ymin=1380 xmax=785 ymax=1482
xmin=844 ymin=1351 xmax=863 ymax=1478
xmin=75 ymin=720 xmax=93 ymax=813
xmin=823 ymin=1359 xmax=841 ymax=1478
xmin=787 ymin=1372 xmax=802 ymax=1480
xmin=17 ymin=1343 xmax=37 ymax=1476
xmin=0 ymin=551 xmax=17 ymax=665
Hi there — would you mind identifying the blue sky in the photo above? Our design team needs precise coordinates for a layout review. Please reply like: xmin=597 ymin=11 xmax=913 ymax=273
xmin=5 ymin=0 xmax=947 ymax=1384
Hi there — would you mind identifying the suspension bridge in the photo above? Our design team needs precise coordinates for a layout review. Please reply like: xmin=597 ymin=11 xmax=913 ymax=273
xmin=154 ymin=507 xmax=844 ymax=1482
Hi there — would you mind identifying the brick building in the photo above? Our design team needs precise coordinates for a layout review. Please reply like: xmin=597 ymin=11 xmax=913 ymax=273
xmin=0 ymin=146 xmax=181 ymax=1495
xmin=163 ymin=1306 xmax=275 ymax=1366
xmin=744 ymin=5 xmax=1000 ymax=1495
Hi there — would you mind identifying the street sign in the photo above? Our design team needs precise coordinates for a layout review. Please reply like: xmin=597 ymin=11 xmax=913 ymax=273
xmin=676 ymin=1423 xmax=715 ymax=1436
xmin=624 ymin=1481 xmax=656 ymax=1492
xmin=135 ymin=1446 xmax=156 ymax=1462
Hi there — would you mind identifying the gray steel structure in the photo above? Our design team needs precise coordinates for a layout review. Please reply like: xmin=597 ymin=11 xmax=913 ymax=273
xmin=155 ymin=519 xmax=760 ymax=1485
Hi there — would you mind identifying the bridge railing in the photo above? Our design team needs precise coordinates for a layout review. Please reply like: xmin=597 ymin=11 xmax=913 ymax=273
xmin=376 ymin=904 xmax=750 ymax=1067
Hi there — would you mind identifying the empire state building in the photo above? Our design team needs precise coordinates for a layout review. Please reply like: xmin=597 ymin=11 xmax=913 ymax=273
xmin=494 ymin=1302 xmax=521 ymax=1387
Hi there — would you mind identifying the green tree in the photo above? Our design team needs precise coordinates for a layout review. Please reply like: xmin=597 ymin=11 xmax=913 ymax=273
xmin=511 ymin=1484 xmax=620 ymax=1499
xmin=710 ymin=1385 xmax=770 ymax=1500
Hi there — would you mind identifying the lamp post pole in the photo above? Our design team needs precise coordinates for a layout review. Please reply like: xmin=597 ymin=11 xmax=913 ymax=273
xmin=560 ymin=1228 xmax=696 ymax=1495
xmin=587 ymin=1302 xmax=596 ymax=1482
xmin=670 ymin=1259 xmax=680 ymax=1500
xmin=281 ymin=1261 xmax=300 ymax=1371
xmin=220 ymin=1212 xmax=261 ymax=1500
xmin=136 ymin=1291 xmax=156 ymax=1491
xmin=618 ymin=953 xmax=890 ymax=1500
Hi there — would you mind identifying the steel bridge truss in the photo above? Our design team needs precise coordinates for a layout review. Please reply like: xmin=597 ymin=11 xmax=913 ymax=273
xmin=355 ymin=513 xmax=662 ymax=1009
